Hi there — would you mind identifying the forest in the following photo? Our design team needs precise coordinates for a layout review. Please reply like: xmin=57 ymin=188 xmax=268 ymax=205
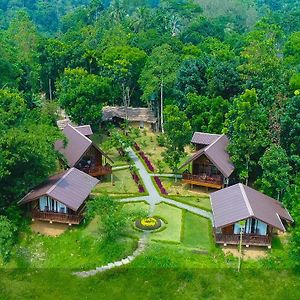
xmin=0 ymin=0 xmax=300 ymax=290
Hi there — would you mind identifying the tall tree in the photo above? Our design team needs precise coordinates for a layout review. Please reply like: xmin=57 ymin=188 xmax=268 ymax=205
xmin=57 ymin=68 xmax=111 ymax=127
xmin=224 ymin=89 xmax=270 ymax=184
xmin=256 ymin=144 xmax=291 ymax=200
xmin=139 ymin=44 xmax=180 ymax=132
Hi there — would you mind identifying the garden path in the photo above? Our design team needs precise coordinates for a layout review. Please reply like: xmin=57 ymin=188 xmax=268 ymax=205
xmin=120 ymin=147 xmax=212 ymax=220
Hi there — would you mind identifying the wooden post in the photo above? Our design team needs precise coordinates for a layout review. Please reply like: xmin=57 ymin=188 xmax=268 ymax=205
xmin=160 ymin=80 xmax=164 ymax=133
xmin=238 ymin=220 xmax=246 ymax=272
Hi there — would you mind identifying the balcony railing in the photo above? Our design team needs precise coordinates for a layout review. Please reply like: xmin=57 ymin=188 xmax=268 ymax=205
xmin=80 ymin=164 xmax=112 ymax=176
xmin=32 ymin=209 xmax=83 ymax=224
xmin=214 ymin=233 xmax=272 ymax=246
xmin=182 ymin=173 xmax=223 ymax=188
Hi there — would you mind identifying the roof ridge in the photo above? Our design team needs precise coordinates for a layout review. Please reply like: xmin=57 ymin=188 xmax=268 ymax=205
xmin=46 ymin=168 xmax=73 ymax=195
xmin=239 ymin=183 xmax=254 ymax=217
xmin=204 ymin=134 xmax=224 ymax=152
xmin=67 ymin=124 xmax=92 ymax=144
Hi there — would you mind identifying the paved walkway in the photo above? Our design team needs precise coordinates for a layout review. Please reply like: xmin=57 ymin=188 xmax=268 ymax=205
xmin=121 ymin=147 xmax=212 ymax=220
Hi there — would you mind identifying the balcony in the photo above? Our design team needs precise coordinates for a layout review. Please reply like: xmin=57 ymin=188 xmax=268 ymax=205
xmin=32 ymin=209 xmax=83 ymax=225
xmin=214 ymin=232 xmax=272 ymax=247
xmin=80 ymin=164 xmax=112 ymax=177
xmin=182 ymin=173 xmax=223 ymax=189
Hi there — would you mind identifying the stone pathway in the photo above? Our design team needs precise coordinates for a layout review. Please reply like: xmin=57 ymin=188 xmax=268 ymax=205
xmin=121 ymin=147 xmax=212 ymax=220
xmin=73 ymin=234 xmax=148 ymax=278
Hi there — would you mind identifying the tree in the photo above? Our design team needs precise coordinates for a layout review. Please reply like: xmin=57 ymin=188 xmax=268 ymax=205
xmin=0 ymin=89 xmax=62 ymax=211
xmin=57 ymin=68 xmax=111 ymax=127
xmin=139 ymin=44 xmax=180 ymax=132
xmin=185 ymin=93 xmax=229 ymax=133
xmin=86 ymin=194 xmax=143 ymax=241
xmin=0 ymin=215 xmax=16 ymax=262
xmin=256 ymin=144 xmax=291 ymax=200
xmin=99 ymin=45 xmax=147 ymax=110
xmin=223 ymin=89 xmax=270 ymax=184
xmin=163 ymin=105 xmax=192 ymax=175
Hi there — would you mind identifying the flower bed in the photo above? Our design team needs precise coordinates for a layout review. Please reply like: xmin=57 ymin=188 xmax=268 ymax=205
xmin=135 ymin=217 xmax=162 ymax=231
xmin=153 ymin=176 xmax=168 ymax=195
xmin=130 ymin=170 xmax=145 ymax=193
xmin=138 ymin=150 xmax=155 ymax=172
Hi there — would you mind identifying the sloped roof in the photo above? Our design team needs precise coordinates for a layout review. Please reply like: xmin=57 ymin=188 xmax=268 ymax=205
xmin=74 ymin=125 xmax=93 ymax=136
xmin=191 ymin=132 xmax=221 ymax=145
xmin=180 ymin=134 xmax=234 ymax=178
xmin=55 ymin=124 xmax=92 ymax=167
xmin=19 ymin=168 xmax=99 ymax=211
xmin=210 ymin=183 xmax=293 ymax=231
xmin=102 ymin=106 xmax=157 ymax=123
xmin=55 ymin=124 xmax=113 ymax=167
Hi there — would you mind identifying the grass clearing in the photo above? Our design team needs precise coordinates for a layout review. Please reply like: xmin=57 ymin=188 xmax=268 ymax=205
xmin=151 ymin=203 xmax=182 ymax=243
xmin=169 ymin=195 xmax=211 ymax=211
xmin=93 ymin=169 xmax=139 ymax=195
xmin=182 ymin=212 xmax=211 ymax=250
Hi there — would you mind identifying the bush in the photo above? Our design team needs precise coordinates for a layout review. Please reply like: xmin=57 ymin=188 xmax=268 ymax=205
xmin=0 ymin=215 xmax=17 ymax=262
xmin=153 ymin=176 xmax=168 ymax=195
xmin=157 ymin=135 xmax=167 ymax=147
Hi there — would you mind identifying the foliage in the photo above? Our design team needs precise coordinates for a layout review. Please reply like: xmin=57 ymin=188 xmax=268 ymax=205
xmin=57 ymin=68 xmax=111 ymax=127
xmin=0 ymin=215 xmax=16 ymax=262
xmin=163 ymin=105 xmax=192 ymax=173
xmin=256 ymin=144 xmax=291 ymax=200
xmin=87 ymin=194 xmax=129 ymax=241
xmin=0 ymin=89 xmax=62 ymax=211
xmin=224 ymin=89 xmax=270 ymax=184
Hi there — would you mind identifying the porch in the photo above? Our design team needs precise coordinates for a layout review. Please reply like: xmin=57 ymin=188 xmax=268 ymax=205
xmin=32 ymin=209 xmax=83 ymax=225
xmin=182 ymin=173 xmax=223 ymax=189
xmin=80 ymin=164 xmax=112 ymax=177
xmin=214 ymin=232 xmax=272 ymax=247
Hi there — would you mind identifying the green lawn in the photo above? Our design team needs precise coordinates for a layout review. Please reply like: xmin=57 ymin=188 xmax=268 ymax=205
xmin=93 ymin=169 xmax=141 ymax=196
xmin=182 ymin=212 xmax=211 ymax=250
xmin=169 ymin=195 xmax=212 ymax=211
xmin=5 ymin=220 xmax=136 ymax=271
xmin=151 ymin=203 xmax=182 ymax=243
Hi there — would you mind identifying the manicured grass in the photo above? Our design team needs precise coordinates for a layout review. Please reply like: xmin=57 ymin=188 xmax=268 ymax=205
xmin=93 ymin=169 xmax=139 ymax=195
xmin=182 ymin=212 xmax=211 ymax=250
xmin=168 ymin=195 xmax=212 ymax=211
xmin=160 ymin=177 xmax=211 ymax=197
xmin=151 ymin=203 xmax=182 ymax=243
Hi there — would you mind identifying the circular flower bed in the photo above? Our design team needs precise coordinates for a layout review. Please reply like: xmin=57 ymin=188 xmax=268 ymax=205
xmin=135 ymin=217 xmax=162 ymax=231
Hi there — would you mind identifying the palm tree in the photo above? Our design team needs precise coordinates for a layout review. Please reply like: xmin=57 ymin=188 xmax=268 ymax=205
xmin=109 ymin=0 xmax=126 ymax=23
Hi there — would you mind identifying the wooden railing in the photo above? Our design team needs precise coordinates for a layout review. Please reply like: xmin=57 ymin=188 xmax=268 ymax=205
xmin=81 ymin=165 xmax=112 ymax=176
xmin=32 ymin=209 xmax=83 ymax=224
xmin=214 ymin=233 xmax=272 ymax=246
xmin=182 ymin=173 xmax=223 ymax=187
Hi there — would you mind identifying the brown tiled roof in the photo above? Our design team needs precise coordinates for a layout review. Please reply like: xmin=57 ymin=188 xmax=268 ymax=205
xmin=210 ymin=183 xmax=293 ymax=231
xmin=180 ymin=134 xmax=234 ymax=178
xmin=55 ymin=124 xmax=113 ymax=167
xmin=74 ymin=125 xmax=93 ymax=136
xmin=191 ymin=132 xmax=221 ymax=145
xmin=19 ymin=168 xmax=99 ymax=211
xmin=102 ymin=106 xmax=157 ymax=123
xmin=55 ymin=124 xmax=92 ymax=167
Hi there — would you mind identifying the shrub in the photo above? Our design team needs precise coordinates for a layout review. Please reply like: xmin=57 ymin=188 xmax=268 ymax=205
xmin=0 ymin=216 xmax=17 ymax=262
xmin=157 ymin=134 xmax=167 ymax=147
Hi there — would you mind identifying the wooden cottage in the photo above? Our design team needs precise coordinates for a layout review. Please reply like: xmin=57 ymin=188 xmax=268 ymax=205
xmin=18 ymin=168 xmax=99 ymax=225
xmin=102 ymin=106 xmax=158 ymax=131
xmin=180 ymin=132 xmax=234 ymax=189
xmin=55 ymin=124 xmax=113 ymax=177
xmin=210 ymin=183 xmax=293 ymax=248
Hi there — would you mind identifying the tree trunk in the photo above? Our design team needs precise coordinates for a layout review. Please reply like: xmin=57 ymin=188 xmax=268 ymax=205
xmin=49 ymin=78 xmax=52 ymax=101
xmin=160 ymin=80 xmax=164 ymax=133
